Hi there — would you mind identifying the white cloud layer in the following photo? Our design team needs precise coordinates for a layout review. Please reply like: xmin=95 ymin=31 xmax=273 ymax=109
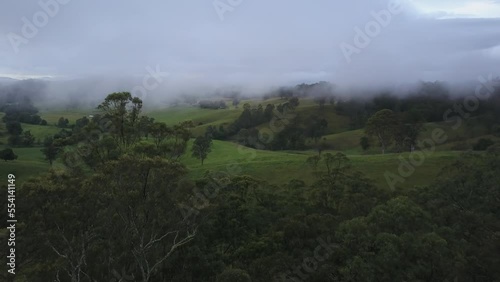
xmin=0 ymin=0 xmax=499 ymax=90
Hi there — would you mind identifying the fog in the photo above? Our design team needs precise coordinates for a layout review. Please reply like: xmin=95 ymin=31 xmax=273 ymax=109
xmin=1 ymin=0 xmax=499 ymax=104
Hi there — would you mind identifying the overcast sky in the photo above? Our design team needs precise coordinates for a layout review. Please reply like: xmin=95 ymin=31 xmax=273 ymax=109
xmin=0 ymin=0 xmax=499 ymax=89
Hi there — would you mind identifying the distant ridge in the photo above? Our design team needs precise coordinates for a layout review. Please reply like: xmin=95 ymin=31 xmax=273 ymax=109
xmin=0 ymin=77 xmax=17 ymax=83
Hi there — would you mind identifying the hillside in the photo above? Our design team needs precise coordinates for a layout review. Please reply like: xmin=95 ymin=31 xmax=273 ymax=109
xmin=1 ymin=97 xmax=498 ymax=187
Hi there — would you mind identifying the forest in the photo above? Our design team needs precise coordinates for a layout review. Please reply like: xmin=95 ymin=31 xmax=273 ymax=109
xmin=1 ymin=81 xmax=499 ymax=281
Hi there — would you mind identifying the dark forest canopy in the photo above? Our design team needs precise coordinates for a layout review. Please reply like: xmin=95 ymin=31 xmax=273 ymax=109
xmin=0 ymin=90 xmax=499 ymax=281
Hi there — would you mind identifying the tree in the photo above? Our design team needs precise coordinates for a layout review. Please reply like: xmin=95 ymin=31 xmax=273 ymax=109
xmin=237 ymin=128 xmax=259 ymax=148
xmin=191 ymin=136 xmax=212 ymax=165
xmin=97 ymin=92 xmax=143 ymax=147
xmin=17 ymin=156 xmax=196 ymax=282
xmin=270 ymin=117 xmax=306 ymax=150
xmin=217 ymin=268 xmax=251 ymax=282
xmin=150 ymin=122 xmax=172 ymax=149
xmin=314 ymin=96 xmax=327 ymax=109
xmin=41 ymin=137 xmax=60 ymax=165
xmin=360 ymin=136 xmax=370 ymax=151
xmin=18 ymin=171 xmax=102 ymax=281
xmin=288 ymin=97 xmax=300 ymax=109
xmin=74 ymin=116 xmax=90 ymax=130
xmin=7 ymin=134 xmax=22 ymax=146
xmin=473 ymin=138 xmax=494 ymax=151
xmin=316 ymin=138 xmax=331 ymax=156
xmin=232 ymin=98 xmax=240 ymax=108
xmin=199 ymin=100 xmax=227 ymax=109
xmin=306 ymin=155 xmax=321 ymax=171
xmin=305 ymin=115 xmax=328 ymax=144
xmin=487 ymin=143 xmax=500 ymax=155
xmin=365 ymin=109 xmax=399 ymax=154
xmin=6 ymin=121 xmax=23 ymax=135
xmin=0 ymin=148 xmax=17 ymax=161
xmin=394 ymin=123 xmax=423 ymax=152
xmin=169 ymin=122 xmax=192 ymax=159
xmin=235 ymin=107 xmax=253 ymax=129
xmin=138 ymin=116 xmax=155 ymax=139
xmin=92 ymin=156 xmax=196 ymax=282
xmin=264 ymin=104 xmax=275 ymax=121
xmin=57 ymin=117 xmax=69 ymax=128
xmin=21 ymin=130 xmax=35 ymax=147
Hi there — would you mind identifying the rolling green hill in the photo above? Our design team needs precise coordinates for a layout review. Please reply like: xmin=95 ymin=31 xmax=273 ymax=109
xmin=1 ymin=99 xmax=495 ymax=188
xmin=0 ymin=135 xmax=460 ymax=189
xmin=38 ymin=110 xmax=96 ymax=124
xmin=0 ymin=147 xmax=62 ymax=184
xmin=180 ymin=139 xmax=461 ymax=189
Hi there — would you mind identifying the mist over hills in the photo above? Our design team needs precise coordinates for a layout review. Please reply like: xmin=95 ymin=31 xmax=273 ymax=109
xmin=1 ymin=75 xmax=498 ymax=113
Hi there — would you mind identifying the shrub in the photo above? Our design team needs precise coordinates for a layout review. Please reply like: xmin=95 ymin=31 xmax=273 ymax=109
xmin=473 ymin=138 xmax=494 ymax=151
xmin=360 ymin=136 xmax=370 ymax=151
xmin=217 ymin=269 xmax=252 ymax=282
xmin=0 ymin=148 xmax=18 ymax=161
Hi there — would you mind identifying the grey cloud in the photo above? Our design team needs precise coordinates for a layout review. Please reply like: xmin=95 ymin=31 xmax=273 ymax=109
xmin=0 ymin=0 xmax=499 ymax=92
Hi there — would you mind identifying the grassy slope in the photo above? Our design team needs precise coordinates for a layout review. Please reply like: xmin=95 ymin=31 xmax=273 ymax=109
xmin=0 ymin=100 xmax=485 ymax=188
xmin=181 ymin=139 xmax=460 ymax=189
xmin=147 ymin=106 xmax=242 ymax=136
xmin=0 ymin=109 xmax=86 ymax=145
xmin=0 ymin=113 xmax=63 ymax=184
xmin=320 ymin=121 xmax=500 ymax=153
xmin=0 ymin=147 xmax=62 ymax=185
xmin=39 ymin=109 xmax=97 ymax=124
xmin=0 ymin=137 xmax=459 ymax=189
xmin=22 ymin=123 xmax=61 ymax=140
xmin=147 ymin=99 xmax=350 ymax=137
xmin=0 ymin=124 xmax=60 ymax=145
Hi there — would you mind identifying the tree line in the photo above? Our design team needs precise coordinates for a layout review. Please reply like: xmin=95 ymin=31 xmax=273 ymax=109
xmin=2 ymin=146 xmax=499 ymax=281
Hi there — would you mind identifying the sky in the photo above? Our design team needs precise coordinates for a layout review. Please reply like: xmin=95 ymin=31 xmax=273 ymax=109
xmin=0 ymin=0 xmax=499 ymax=90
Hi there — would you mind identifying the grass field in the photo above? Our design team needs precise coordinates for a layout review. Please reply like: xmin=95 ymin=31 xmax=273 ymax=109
xmin=147 ymin=107 xmax=239 ymax=125
xmin=146 ymin=106 xmax=242 ymax=136
xmin=147 ymin=99 xmax=351 ymax=137
xmin=0 ymin=136 xmax=460 ymax=189
xmin=0 ymin=147 xmax=63 ymax=185
xmin=181 ymin=140 xmax=460 ymax=189
xmin=0 ymin=100 xmax=485 ymax=189
xmin=39 ymin=110 xmax=95 ymax=125
xmin=21 ymin=123 xmax=61 ymax=140
xmin=0 ymin=123 xmax=60 ymax=145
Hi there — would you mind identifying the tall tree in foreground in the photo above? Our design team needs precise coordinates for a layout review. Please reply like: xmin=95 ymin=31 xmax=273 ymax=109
xmin=17 ymin=156 xmax=196 ymax=282
xmin=97 ymin=92 xmax=143 ymax=147
xmin=93 ymin=156 xmax=196 ymax=282
xmin=365 ymin=109 xmax=399 ymax=154
xmin=191 ymin=136 xmax=212 ymax=165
